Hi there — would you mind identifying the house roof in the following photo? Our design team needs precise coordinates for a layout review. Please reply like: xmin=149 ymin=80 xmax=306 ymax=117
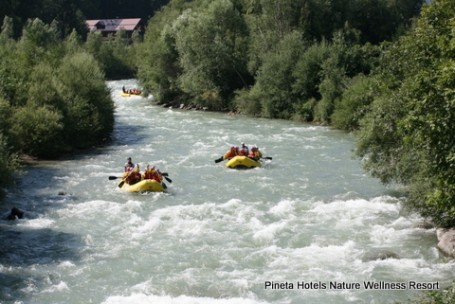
xmin=86 ymin=18 xmax=141 ymax=32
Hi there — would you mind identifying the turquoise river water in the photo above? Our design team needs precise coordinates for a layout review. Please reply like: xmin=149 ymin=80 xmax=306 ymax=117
xmin=1 ymin=80 xmax=454 ymax=304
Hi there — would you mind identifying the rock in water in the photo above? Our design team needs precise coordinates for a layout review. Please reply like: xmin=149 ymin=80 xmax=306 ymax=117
xmin=436 ymin=228 xmax=455 ymax=257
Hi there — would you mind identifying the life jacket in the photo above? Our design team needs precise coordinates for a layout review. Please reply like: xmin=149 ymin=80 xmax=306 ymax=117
xmin=126 ymin=172 xmax=141 ymax=184
xmin=126 ymin=165 xmax=141 ymax=184
xmin=144 ymin=168 xmax=162 ymax=182
xmin=238 ymin=148 xmax=248 ymax=156
xmin=249 ymin=147 xmax=262 ymax=159
xmin=152 ymin=170 xmax=162 ymax=182
xmin=223 ymin=149 xmax=238 ymax=159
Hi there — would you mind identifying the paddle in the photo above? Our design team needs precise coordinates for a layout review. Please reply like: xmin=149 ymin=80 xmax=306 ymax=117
xmin=216 ymin=156 xmax=271 ymax=163
xmin=107 ymin=175 xmax=126 ymax=187
xmin=246 ymin=156 xmax=273 ymax=163
xmin=154 ymin=171 xmax=172 ymax=183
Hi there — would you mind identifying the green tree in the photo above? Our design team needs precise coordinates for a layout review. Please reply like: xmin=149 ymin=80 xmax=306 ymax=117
xmin=331 ymin=74 xmax=379 ymax=131
xmin=138 ymin=0 xmax=190 ymax=103
xmin=244 ymin=0 xmax=310 ymax=76
xmin=56 ymin=52 xmax=114 ymax=148
xmin=64 ymin=28 xmax=83 ymax=54
xmin=0 ymin=133 xmax=19 ymax=197
xmin=314 ymin=34 xmax=349 ymax=124
xmin=348 ymin=0 xmax=424 ymax=44
xmin=137 ymin=0 xmax=423 ymax=115
xmin=10 ymin=105 xmax=64 ymax=158
xmin=85 ymin=30 xmax=137 ymax=79
xmin=27 ymin=63 xmax=64 ymax=111
xmin=0 ymin=41 xmax=28 ymax=106
xmin=237 ymin=31 xmax=304 ymax=118
xmin=85 ymin=31 xmax=103 ymax=56
xmin=0 ymin=16 xmax=14 ymax=40
xmin=0 ymin=97 xmax=13 ymax=140
xmin=174 ymin=0 xmax=250 ymax=109
xmin=356 ymin=0 xmax=455 ymax=227
xmin=18 ymin=18 xmax=62 ymax=66
xmin=415 ymin=280 xmax=455 ymax=304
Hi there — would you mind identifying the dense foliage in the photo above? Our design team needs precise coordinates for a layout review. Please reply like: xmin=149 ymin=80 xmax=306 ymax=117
xmin=355 ymin=0 xmax=455 ymax=227
xmin=85 ymin=29 xmax=139 ymax=79
xmin=138 ymin=0 xmax=421 ymax=120
xmin=137 ymin=0 xmax=454 ymax=229
xmin=0 ymin=17 xmax=114 ymax=194
xmin=415 ymin=280 xmax=455 ymax=304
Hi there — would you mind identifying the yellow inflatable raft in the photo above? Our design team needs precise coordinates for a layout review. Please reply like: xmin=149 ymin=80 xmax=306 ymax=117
xmin=120 ymin=91 xmax=142 ymax=97
xmin=225 ymin=156 xmax=261 ymax=169
xmin=119 ymin=179 xmax=164 ymax=192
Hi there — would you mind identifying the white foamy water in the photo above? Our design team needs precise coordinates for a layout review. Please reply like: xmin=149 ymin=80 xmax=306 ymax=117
xmin=1 ymin=80 xmax=453 ymax=304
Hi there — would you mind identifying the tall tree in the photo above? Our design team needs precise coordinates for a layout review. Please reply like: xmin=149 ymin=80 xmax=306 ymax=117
xmin=173 ymin=0 xmax=251 ymax=109
xmin=356 ymin=0 xmax=455 ymax=226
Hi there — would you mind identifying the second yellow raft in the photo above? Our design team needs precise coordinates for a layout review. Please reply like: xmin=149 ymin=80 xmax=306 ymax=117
xmin=119 ymin=179 xmax=164 ymax=192
xmin=225 ymin=156 xmax=261 ymax=169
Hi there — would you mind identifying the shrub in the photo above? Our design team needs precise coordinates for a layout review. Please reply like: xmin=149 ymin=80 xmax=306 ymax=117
xmin=10 ymin=106 xmax=63 ymax=158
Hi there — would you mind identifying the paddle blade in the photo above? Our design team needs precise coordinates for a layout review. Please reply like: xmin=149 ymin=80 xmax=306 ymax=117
xmin=263 ymin=157 xmax=273 ymax=160
xmin=162 ymin=182 xmax=167 ymax=189
xmin=109 ymin=176 xmax=120 ymax=180
xmin=164 ymin=176 xmax=172 ymax=183
xmin=214 ymin=157 xmax=224 ymax=163
xmin=118 ymin=181 xmax=125 ymax=188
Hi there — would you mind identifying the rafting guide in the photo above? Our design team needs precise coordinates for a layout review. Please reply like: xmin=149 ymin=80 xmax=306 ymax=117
xmin=264 ymin=280 xmax=440 ymax=290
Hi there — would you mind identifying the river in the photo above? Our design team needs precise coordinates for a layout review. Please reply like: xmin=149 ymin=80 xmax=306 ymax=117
xmin=1 ymin=80 xmax=453 ymax=304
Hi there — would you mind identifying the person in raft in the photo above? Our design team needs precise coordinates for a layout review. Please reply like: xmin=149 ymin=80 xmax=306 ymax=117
xmin=238 ymin=142 xmax=249 ymax=156
xmin=124 ymin=164 xmax=142 ymax=185
xmin=143 ymin=165 xmax=163 ymax=183
xmin=122 ymin=86 xmax=141 ymax=95
xmin=214 ymin=146 xmax=239 ymax=163
xmin=124 ymin=157 xmax=134 ymax=172
xmin=248 ymin=146 xmax=263 ymax=160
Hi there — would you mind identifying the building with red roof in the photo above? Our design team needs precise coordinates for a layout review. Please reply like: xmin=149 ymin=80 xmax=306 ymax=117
xmin=85 ymin=18 xmax=143 ymax=38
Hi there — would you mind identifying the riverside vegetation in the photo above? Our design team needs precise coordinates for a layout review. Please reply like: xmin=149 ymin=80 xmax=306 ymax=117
xmin=137 ymin=0 xmax=454 ymax=230
xmin=0 ymin=18 xmax=116 ymax=193
xmin=0 ymin=0 xmax=454 ymax=302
